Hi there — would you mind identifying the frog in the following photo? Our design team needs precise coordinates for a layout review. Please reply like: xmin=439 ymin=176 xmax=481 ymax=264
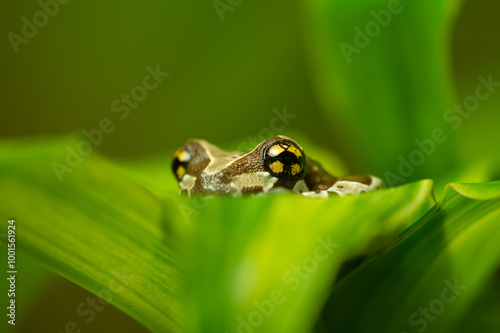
xmin=171 ymin=135 xmax=382 ymax=197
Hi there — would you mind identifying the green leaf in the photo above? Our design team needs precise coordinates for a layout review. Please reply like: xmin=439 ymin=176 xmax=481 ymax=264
xmin=302 ymin=0 xmax=462 ymax=180
xmin=178 ymin=179 xmax=435 ymax=333
xmin=0 ymin=137 xmax=184 ymax=333
xmin=320 ymin=181 xmax=500 ymax=332
xmin=432 ymin=161 xmax=494 ymax=201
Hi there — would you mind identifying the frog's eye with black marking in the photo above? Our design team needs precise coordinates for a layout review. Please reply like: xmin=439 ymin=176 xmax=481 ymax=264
xmin=172 ymin=148 xmax=191 ymax=181
xmin=264 ymin=140 xmax=305 ymax=180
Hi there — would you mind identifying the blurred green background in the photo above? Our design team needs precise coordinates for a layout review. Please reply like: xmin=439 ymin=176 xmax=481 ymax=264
xmin=1 ymin=0 xmax=498 ymax=171
xmin=1 ymin=0 xmax=499 ymax=332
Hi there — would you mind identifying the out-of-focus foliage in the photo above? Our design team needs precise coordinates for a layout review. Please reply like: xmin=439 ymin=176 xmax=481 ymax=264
xmin=320 ymin=182 xmax=500 ymax=333
xmin=1 ymin=0 xmax=500 ymax=332
xmin=0 ymin=137 xmax=185 ymax=332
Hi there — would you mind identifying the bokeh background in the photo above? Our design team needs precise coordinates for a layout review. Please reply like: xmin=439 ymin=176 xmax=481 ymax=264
xmin=1 ymin=0 xmax=499 ymax=332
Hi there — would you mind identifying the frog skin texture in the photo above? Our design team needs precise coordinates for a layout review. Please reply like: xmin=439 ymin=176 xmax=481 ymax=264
xmin=172 ymin=135 xmax=382 ymax=198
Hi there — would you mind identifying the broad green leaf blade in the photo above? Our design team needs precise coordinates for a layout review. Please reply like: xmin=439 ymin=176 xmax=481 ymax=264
xmin=0 ymin=137 xmax=184 ymax=333
xmin=281 ymin=132 xmax=349 ymax=176
xmin=178 ymin=180 xmax=435 ymax=333
xmin=432 ymin=161 xmax=494 ymax=201
xmin=321 ymin=181 xmax=500 ymax=333
xmin=115 ymin=131 xmax=349 ymax=196
xmin=302 ymin=0 xmax=461 ymax=181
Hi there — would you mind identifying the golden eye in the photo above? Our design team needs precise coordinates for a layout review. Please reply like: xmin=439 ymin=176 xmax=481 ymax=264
xmin=172 ymin=148 xmax=191 ymax=181
xmin=264 ymin=141 xmax=305 ymax=180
